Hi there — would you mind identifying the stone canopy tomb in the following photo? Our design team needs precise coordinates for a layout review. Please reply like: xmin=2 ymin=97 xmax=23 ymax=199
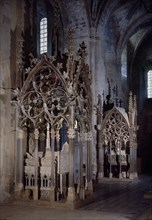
xmin=11 ymin=30 xmax=93 ymax=208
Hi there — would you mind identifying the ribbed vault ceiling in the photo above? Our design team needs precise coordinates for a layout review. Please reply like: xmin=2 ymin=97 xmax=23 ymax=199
xmin=48 ymin=0 xmax=152 ymax=62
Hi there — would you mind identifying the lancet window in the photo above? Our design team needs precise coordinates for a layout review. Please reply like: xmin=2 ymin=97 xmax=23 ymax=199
xmin=40 ymin=17 xmax=48 ymax=54
xmin=147 ymin=70 xmax=152 ymax=98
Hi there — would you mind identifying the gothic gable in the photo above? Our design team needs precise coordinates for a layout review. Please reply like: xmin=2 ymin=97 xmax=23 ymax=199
xmin=102 ymin=107 xmax=130 ymax=144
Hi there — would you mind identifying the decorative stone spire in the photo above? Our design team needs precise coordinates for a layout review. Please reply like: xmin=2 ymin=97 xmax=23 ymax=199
xmin=77 ymin=41 xmax=88 ymax=60
xmin=107 ymin=78 xmax=111 ymax=97
xmin=129 ymin=91 xmax=133 ymax=112
xmin=133 ymin=95 xmax=137 ymax=128
xmin=54 ymin=0 xmax=61 ymax=55
xmin=95 ymin=93 xmax=103 ymax=129
xmin=16 ymin=28 xmax=24 ymax=87
xmin=129 ymin=91 xmax=133 ymax=126
xmin=54 ymin=0 xmax=61 ymax=32
xmin=67 ymin=28 xmax=75 ymax=58
xmin=66 ymin=28 xmax=75 ymax=83
xmin=133 ymin=95 xmax=137 ymax=112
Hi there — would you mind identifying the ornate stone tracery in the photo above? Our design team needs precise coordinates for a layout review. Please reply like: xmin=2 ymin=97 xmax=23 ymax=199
xmin=102 ymin=108 xmax=130 ymax=145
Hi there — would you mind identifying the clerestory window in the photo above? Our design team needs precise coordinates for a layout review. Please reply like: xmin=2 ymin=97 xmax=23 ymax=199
xmin=40 ymin=17 xmax=47 ymax=54
xmin=147 ymin=70 xmax=152 ymax=98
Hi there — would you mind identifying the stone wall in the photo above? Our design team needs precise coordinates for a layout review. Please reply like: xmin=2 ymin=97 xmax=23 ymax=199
xmin=0 ymin=0 xmax=19 ymax=202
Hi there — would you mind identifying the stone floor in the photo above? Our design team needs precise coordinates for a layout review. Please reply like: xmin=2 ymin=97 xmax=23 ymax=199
xmin=0 ymin=175 xmax=152 ymax=220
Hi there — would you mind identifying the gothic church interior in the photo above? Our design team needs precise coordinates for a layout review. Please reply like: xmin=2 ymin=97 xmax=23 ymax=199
xmin=0 ymin=0 xmax=152 ymax=213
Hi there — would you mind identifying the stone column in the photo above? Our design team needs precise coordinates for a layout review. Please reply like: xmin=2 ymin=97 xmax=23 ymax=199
xmin=98 ymin=146 xmax=104 ymax=181
xmin=118 ymin=140 xmax=122 ymax=179
xmin=129 ymin=146 xmax=134 ymax=179
xmin=56 ymin=129 xmax=60 ymax=173
xmin=77 ymin=132 xmax=81 ymax=194
xmin=28 ymin=132 xmax=34 ymax=154
xmin=129 ymin=126 xmax=138 ymax=179
xmin=15 ymin=128 xmax=25 ymax=196
xmin=85 ymin=132 xmax=88 ymax=188
xmin=67 ymin=127 xmax=75 ymax=202
xmin=96 ymin=94 xmax=104 ymax=181
xmin=109 ymin=141 xmax=113 ymax=179
xmin=132 ymin=144 xmax=138 ymax=178
xmin=39 ymin=132 xmax=45 ymax=153
xmin=33 ymin=128 xmax=39 ymax=200
xmin=50 ymin=129 xmax=55 ymax=202
xmin=97 ymin=126 xmax=104 ymax=181
xmin=129 ymin=128 xmax=135 ymax=179
xmin=79 ymin=130 xmax=85 ymax=200
xmin=128 ymin=92 xmax=137 ymax=179
xmin=86 ymin=131 xmax=93 ymax=194
xmin=56 ymin=129 xmax=60 ymax=198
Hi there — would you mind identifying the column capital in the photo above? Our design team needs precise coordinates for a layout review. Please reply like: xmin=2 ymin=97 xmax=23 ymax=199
xmin=18 ymin=128 xmax=25 ymax=139
xmin=97 ymin=124 xmax=101 ymax=130
xmin=56 ymin=129 xmax=60 ymax=141
xmin=68 ymin=128 xmax=75 ymax=139
xmin=34 ymin=128 xmax=39 ymax=139
xmin=51 ymin=129 xmax=56 ymax=139
xmin=39 ymin=132 xmax=45 ymax=141
xmin=84 ymin=131 xmax=93 ymax=141
xmin=87 ymin=131 xmax=92 ymax=141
